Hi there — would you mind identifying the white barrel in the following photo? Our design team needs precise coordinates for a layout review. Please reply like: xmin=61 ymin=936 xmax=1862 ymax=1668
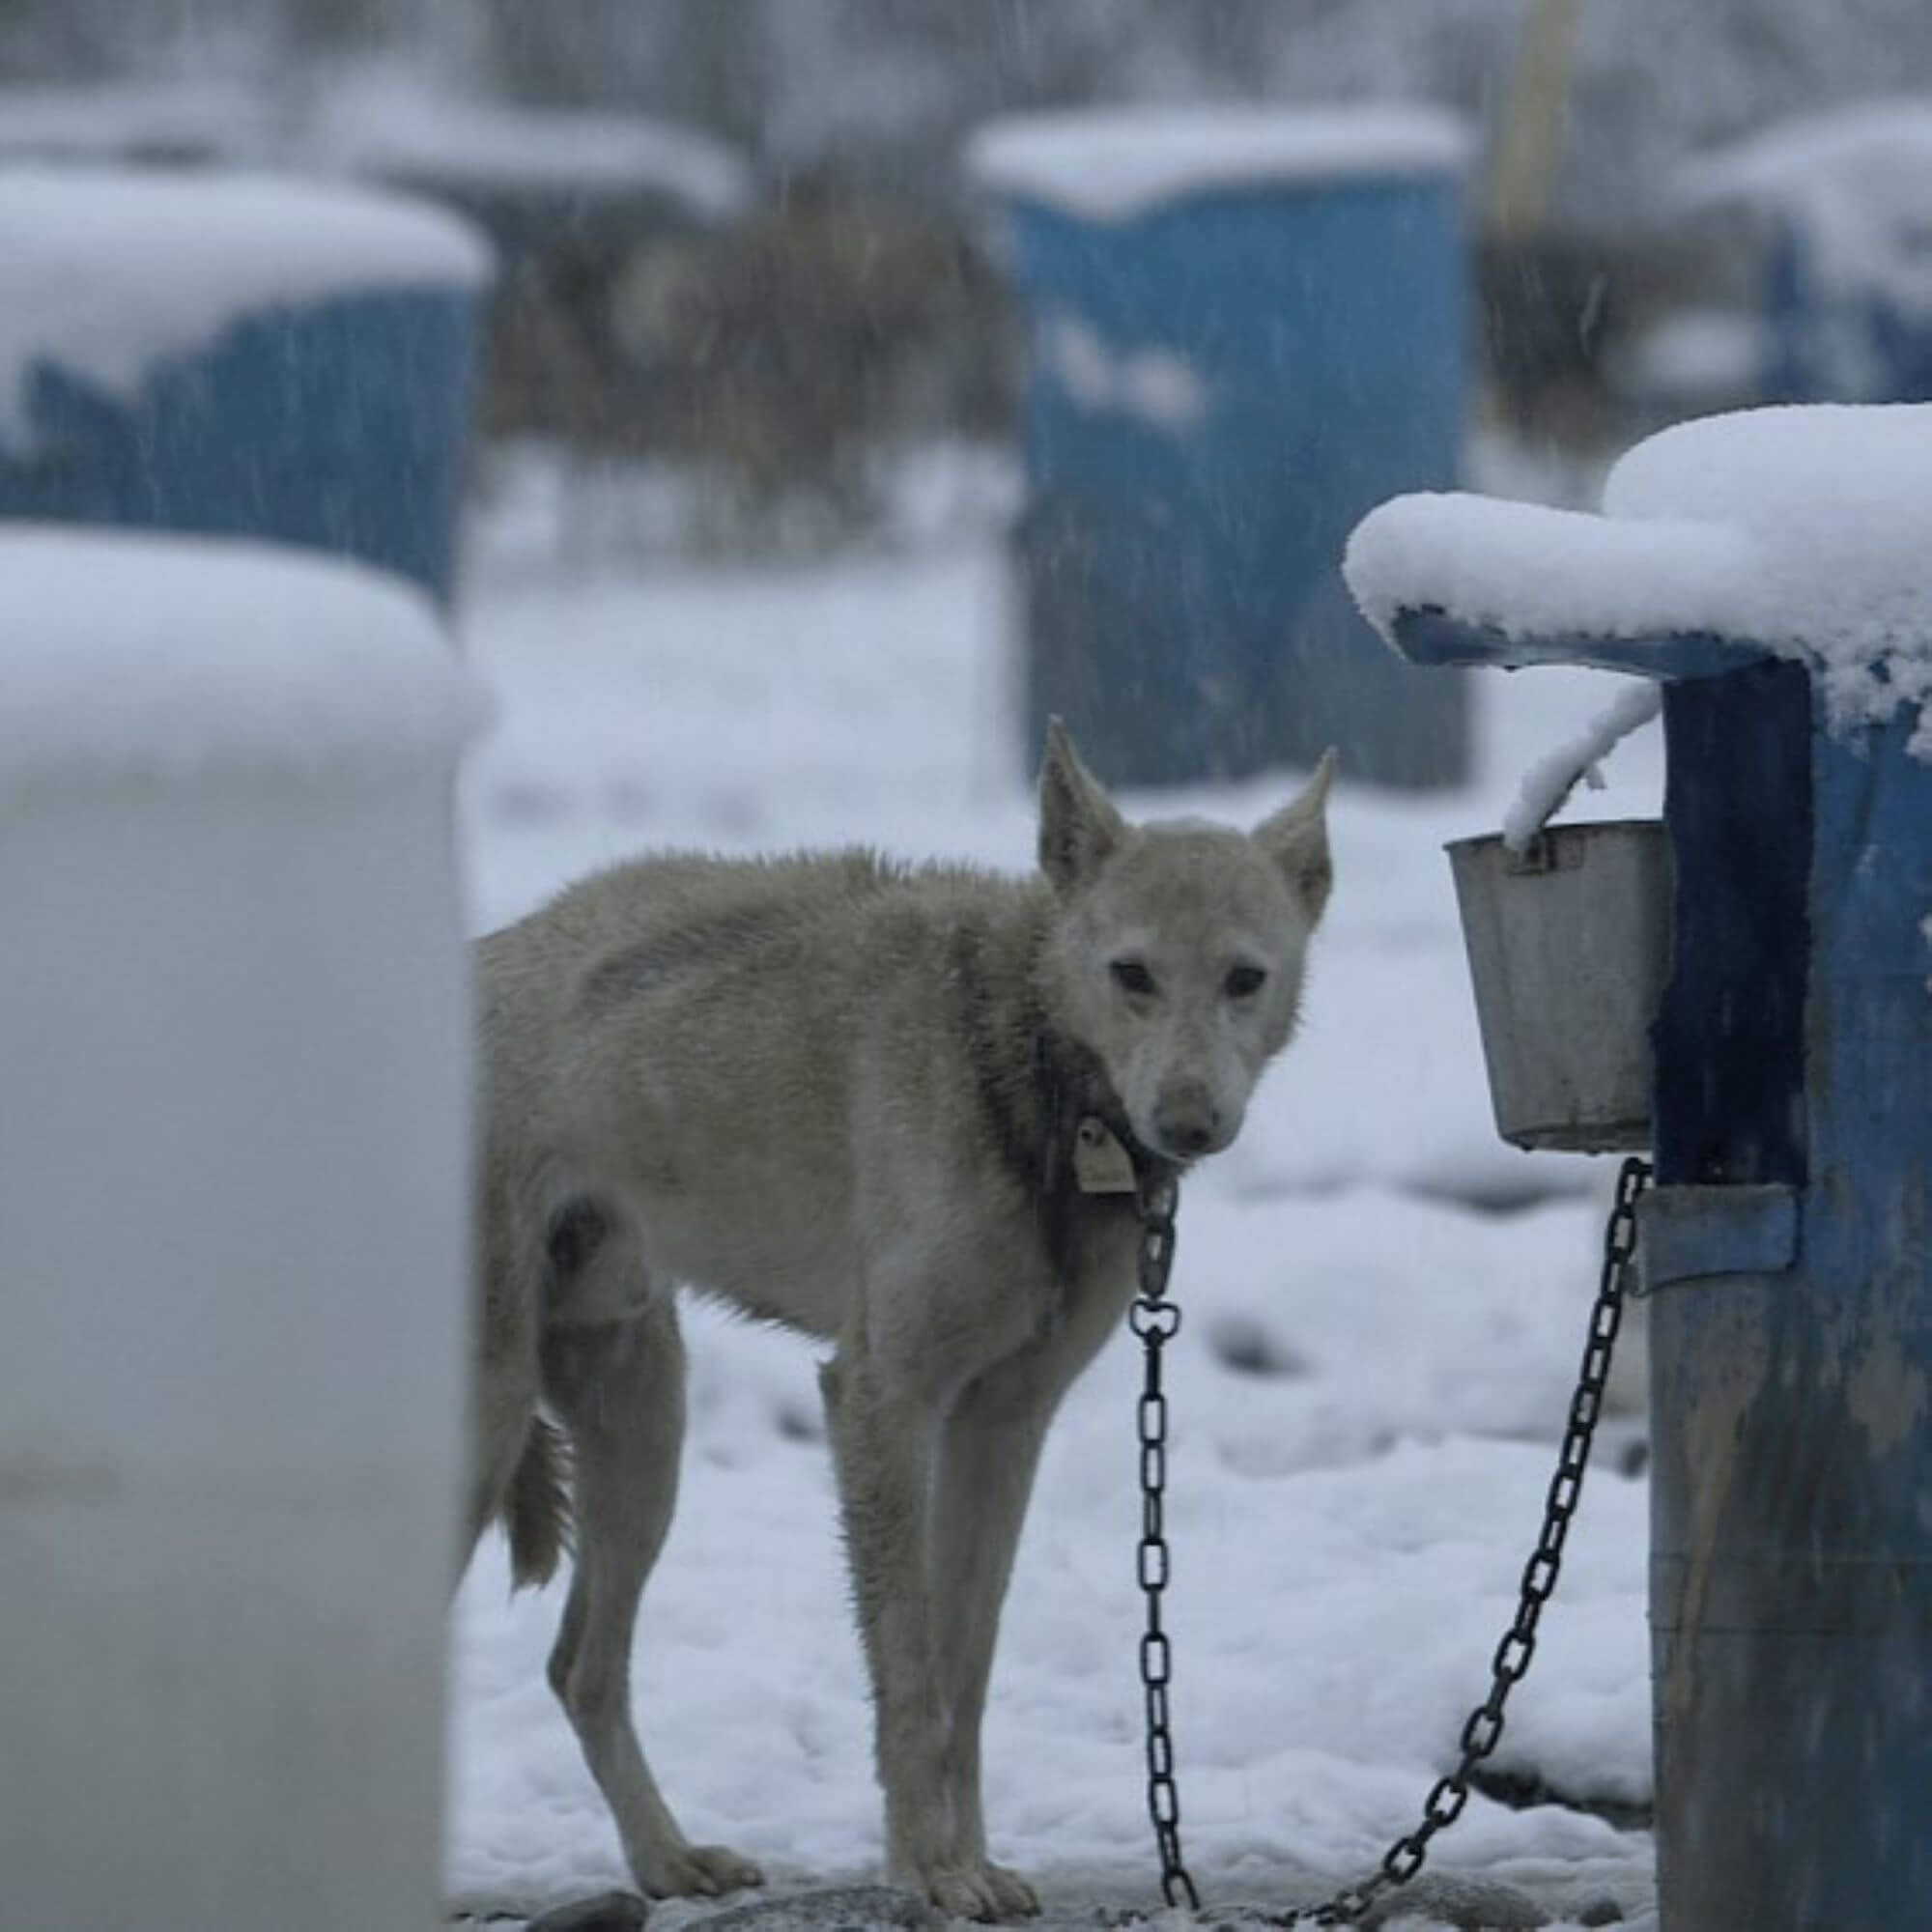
xmin=0 ymin=529 xmax=484 ymax=1929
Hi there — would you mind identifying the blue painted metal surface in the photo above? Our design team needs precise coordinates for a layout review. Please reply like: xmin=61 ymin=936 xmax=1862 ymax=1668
xmin=1388 ymin=603 xmax=1932 ymax=1927
xmin=1637 ymin=1184 xmax=1799 ymax=1292
xmin=0 ymin=290 xmax=481 ymax=604
xmin=999 ymin=176 xmax=1469 ymax=789
xmin=1648 ymin=693 xmax=1932 ymax=1929
xmin=1392 ymin=610 xmax=1774 ymax=681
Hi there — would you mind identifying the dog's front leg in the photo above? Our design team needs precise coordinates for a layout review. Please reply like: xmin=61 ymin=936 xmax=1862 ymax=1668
xmin=930 ymin=1382 xmax=1052 ymax=1919
xmin=820 ymin=1350 xmax=1007 ymax=1919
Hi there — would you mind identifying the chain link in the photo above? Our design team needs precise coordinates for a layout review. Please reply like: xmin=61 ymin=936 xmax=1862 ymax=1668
xmin=1127 ymin=1156 xmax=1649 ymax=1923
xmin=1129 ymin=1165 xmax=1199 ymax=1911
xmin=1273 ymin=1154 xmax=1652 ymax=1927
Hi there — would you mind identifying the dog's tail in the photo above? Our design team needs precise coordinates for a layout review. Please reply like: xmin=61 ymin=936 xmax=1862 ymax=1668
xmin=502 ymin=1414 xmax=575 ymax=1592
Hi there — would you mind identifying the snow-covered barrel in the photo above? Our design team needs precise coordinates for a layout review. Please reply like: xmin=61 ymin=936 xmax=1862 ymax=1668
xmin=307 ymin=72 xmax=754 ymax=248
xmin=0 ymin=165 xmax=494 ymax=601
xmin=0 ymin=528 xmax=483 ymax=1929
xmin=1679 ymin=101 xmax=1932 ymax=406
xmin=967 ymin=105 xmax=1472 ymax=790
xmin=1347 ymin=403 xmax=1932 ymax=1931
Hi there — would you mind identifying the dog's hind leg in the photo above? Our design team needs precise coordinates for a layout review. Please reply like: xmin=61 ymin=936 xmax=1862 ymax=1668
xmin=541 ymin=1296 xmax=764 ymax=1900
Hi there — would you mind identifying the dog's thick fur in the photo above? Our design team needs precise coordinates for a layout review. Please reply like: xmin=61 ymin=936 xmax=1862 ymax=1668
xmin=461 ymin=724 xmax=1335 ymax=1918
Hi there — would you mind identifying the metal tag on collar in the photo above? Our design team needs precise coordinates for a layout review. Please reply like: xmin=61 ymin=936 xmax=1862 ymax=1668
xmin=1073 ymin=1115 xmax=1138 ymax=1194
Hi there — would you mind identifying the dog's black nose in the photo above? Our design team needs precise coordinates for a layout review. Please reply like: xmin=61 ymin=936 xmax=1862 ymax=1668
xmin=1152 ymin=1090 xmax=1221 ymax=1159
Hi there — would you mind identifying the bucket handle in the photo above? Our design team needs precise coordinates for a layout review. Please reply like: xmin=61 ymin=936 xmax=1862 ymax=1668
xmin=1502 ymin=682 xmax=1662 ymax=855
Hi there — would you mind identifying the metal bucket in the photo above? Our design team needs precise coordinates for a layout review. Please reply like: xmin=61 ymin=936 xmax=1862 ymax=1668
xmin=1447 ymin=820 xmax=1674 ymax=1152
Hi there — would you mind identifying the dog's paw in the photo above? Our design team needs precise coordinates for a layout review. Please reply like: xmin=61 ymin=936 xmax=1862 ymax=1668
xmin=639 ymin=1840 xmax=765 ymax=1898
xmin=977 ymin=1861 xmax=1040 ymax=1919
xmin=922 ymin=1859 xmax=1040 ymax=1921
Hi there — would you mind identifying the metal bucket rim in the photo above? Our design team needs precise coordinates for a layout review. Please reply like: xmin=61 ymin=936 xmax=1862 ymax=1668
xmin=1444 ymin=816 xmax=1665 ymax=862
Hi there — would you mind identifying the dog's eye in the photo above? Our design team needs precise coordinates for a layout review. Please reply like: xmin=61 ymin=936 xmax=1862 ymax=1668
xmin=1224 ymin=964 xmax=1267 ymax=1000
xmin=1110 ymin=958 xmax=1156 ymax=997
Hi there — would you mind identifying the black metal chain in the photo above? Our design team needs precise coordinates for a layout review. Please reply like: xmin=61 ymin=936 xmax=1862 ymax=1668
xmin=1273 ymin=1154 xmax=1653 ymax=1927
xmin=1129 ymin=1164 xmax=1199 ymax=1911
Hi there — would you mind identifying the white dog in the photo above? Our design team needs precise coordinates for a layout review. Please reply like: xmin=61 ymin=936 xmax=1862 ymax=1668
xmin=462 ymin=722 xmax=1335 ymax=1918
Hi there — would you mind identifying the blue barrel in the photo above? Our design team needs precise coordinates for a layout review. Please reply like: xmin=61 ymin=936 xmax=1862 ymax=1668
xmin=1763 ymin=221 xmax=1932 ymax=406
xmin=1373 ymin=402 xmax=1932 ymax=1929
xmin=969 ymin=107 xmax=1471 ymax=789
xmin=1683 ymin=104 xmax=1932 ymax=409
xmin=0 ymin=166 xmax=493 ymax=604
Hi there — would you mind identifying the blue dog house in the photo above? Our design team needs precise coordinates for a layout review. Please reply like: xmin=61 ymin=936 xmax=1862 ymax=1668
xmin=1680 ymin=102 xmax=1932 ymax=407
xmin=968 ymin=106 xmax=1471 ymax=790
xmin=0 ymin=165 xmax=493 ymax=604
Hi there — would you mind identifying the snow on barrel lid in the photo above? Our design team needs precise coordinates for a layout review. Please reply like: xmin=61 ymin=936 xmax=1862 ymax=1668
xmin=310 ymin=71 xmax=752 ymax=222
xmin=0 ymin=527 xmax=488 ymax=782
xmin=1678 ymin=98 xmax=1932 ymax=216
xmin=1604 ymin=404 xmax=1932 ymax=666
xmin=1676 ymin=101 xmax=1932 ymax=316
xmin=1346 ymin=403 xmax=1932 ymax=748
xmin=0 ymin=162 xmax=493 ymax=443
xmin=964 ymin=104 xmax=1469 ymax=222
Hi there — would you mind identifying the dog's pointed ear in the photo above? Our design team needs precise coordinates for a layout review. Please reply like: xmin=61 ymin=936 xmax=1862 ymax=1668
xmin=1254 ymin=749 xmax=1337 ymax=925
xmin=1038 ymin=717 xmax=1126 ymax=895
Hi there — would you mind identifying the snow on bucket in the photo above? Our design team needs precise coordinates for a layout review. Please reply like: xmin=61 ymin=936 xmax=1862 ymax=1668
xmin=0 ymin=528 xmax=484 ymax=1930
xmin=1447 ymin=820 xmax=1673 ymax=1153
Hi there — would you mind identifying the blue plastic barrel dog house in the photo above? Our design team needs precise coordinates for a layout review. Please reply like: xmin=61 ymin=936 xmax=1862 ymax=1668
xmin=0 ymin=165 xmax=493 ymax=603
xmin=1348 ymin=402 xmax=1932 ymax=1930
xmin=1680 ymin=102 xmax=1932 ymax=407
xmin=968 ymin=106 xmax=1471 ymax=789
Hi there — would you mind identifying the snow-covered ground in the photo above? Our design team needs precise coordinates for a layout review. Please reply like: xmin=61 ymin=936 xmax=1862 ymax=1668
xmin=444 ymin=468 xmax=1666 ymax=1931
